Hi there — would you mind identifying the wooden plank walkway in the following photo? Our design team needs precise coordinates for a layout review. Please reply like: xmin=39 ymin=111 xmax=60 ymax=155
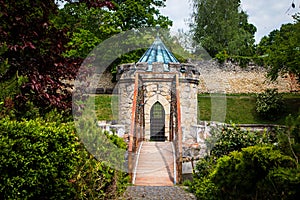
xmin=134 ymin=142 xmax=175 ymax=186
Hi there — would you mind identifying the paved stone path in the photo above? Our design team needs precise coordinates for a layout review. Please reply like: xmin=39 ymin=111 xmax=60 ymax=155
xmin=120 ymin=186 xmax=196 ymax=200
xmin=134 ymin=142 xmax=174 ymax=186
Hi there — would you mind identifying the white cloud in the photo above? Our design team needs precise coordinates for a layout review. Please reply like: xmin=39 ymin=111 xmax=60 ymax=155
xmin=160 ymin=0 xmax=192 ymax=32
xmin=241 ymin=0 xmax=296 ymax=42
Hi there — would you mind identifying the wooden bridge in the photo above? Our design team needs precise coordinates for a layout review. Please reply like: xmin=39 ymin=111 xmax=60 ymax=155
xmin=128 ymin=74 xmax=183 ymax=186
xmin=132 ymin=141 xmax=175 ymax=186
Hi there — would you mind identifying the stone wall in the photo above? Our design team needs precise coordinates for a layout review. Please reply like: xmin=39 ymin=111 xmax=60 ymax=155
xmin=97 ymin=60 xmax=299 ymax=94
xmin=196 ymin=60 xmax=299 ymax=93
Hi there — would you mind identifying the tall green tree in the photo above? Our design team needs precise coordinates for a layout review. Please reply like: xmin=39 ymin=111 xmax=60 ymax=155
xmin=263 ymin=14 xmax=300 ymax=82
xmin=54 ymin=0 xmax=172 ymax=58
xmin=256 ymin=29 xmax=279 ymax=56
xmin=190 ymin=0 xmax=256 ymax=58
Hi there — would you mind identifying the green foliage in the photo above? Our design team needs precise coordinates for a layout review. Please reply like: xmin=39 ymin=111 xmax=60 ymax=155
xmin=191 ymin=0 xmax=256 ymax=58
xmin=211 ymin=146 xmax=297 ymax=199
xmin=75 ymin=96 xmax=128 ymax=172
xmin=54 ymin=0 xmax=172 ymax=59
xmin=192 ymin=146 xmax=298 ymax=199
xmin=0 ymin=43 xmax=27 ymax=116
xmin=257 ymin=167 xmax=300 ymax=199
xmin=111 ymin=0 xmax=172 ymax=30
xmin=64 ymin=28 xmax=102 ymax=58
xmin=192 ymin=112 xmax=300 ymax=199
xmin=215 ymin=50 xmax=229 ymax=63
xmin=257 ymin=17 xmax=300 ymax=82
xmin=182 ymin=179 xmax=192 ymax=187
xmin=109 ymin=48 xmax=146 ymax=80
xmin=206 ymin=124 xmax=276 ymax=158
xmin=215 ymin=51 xmax=264 ymax=67
xmin=0 ymin=118 xmax=80 ymax=199
xmin=103 ymin=130 xmax=127 ymax=150
xmin=256 ymin=29 xmax=279 ymax=56
xmin=256 ymin=89 xmax=284 ymax=120
xmin=0 ymin=116 xmax=129 ymax=199
xmin=267 ymin=21 xmax=300 ymax=82
xmin=193 ymin=157 xmax=215 ymax=180
xmin=191 ymin=177 xmax=220 ymax=200
xmin=276 ymin=114 xmax=300 ymax=163
xmin=73 ymin=150 xmax=129 ymax=200
xmin=192 ymin=125 xmax=276 ymax=199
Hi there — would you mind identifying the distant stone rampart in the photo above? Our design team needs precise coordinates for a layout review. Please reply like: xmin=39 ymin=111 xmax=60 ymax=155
xmin=196 ymin=60 xmax=299 ymax=93
xmin=95 ymin=60 xmax=299 ymax=94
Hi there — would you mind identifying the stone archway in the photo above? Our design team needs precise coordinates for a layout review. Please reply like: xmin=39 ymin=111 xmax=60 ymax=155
xmin=144 ymin=94 xmax=170 ymax=141
xmin=150 ymin=102 xmax=165 ymax=141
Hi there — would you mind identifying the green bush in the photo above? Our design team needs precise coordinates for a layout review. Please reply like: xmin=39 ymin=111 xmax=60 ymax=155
xmin=215 ymin=50 xmax=229 ymax=63
xmin=206 ymin=124 xmax=276 ymax=158
xmin=191 ymin=177 xmax=220 ymax=200
xmin=0 ymin=117 xmax=129 ymax=200
xmin=257 ymin=167 xmax=300 ymax=199
xmin=210 ymin=146 xmax=297 ymax=199
xmin=192 ymin=120 xmax=299 ymax=200
xmin=73 ymin=150 xmax=129 ymax=200
xmin=191 ymin=157 xmax=221 ymax=200
xmin=192 ymin=146 xmax=299 ymax=200
xmin=0 ymin=118 xmax=80 ymax=199
xmin=256 ymin=89 xmax=284 ymax=120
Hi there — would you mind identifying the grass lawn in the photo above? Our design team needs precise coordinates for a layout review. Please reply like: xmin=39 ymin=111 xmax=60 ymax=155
xmin=95 ymin=95 xmax=113 ymax=120
xmin=94 ymin=94 xmax=300 ymax=125
xmin=198 ymin=93 xmax=300 ymax=125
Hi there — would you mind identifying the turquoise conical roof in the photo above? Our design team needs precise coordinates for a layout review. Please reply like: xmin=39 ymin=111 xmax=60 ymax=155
xmin=138 ymin=37 xmax=179 ymax=65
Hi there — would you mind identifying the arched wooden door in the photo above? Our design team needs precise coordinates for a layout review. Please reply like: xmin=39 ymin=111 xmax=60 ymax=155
xmin=150 ymin=102 xmax=165 ymax=141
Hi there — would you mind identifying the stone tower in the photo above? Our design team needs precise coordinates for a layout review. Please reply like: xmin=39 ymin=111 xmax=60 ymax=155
xmin=116 ymin=36 xmax=200 ymax=142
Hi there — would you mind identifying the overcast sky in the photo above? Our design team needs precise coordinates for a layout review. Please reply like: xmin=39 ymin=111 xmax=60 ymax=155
xmin=160 ymin=0 xmax=299 ymax=43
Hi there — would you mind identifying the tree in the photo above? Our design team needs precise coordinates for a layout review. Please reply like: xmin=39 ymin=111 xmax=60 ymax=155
xmin=256 ymin=89 xmax=284 ymax=120
xmin=190 ymin=0 xmax=256 ymax=58
xmin=110 ymin=0 xmax=172 ymax=30
xmin=256 ymin=30 xmax=279 ymax=56
xmin=264 ymin=15 xmax=300 ymax=82
xmin=0 ymin=0 xmax=172 ymax=116
xmin=54 ymin=0 xmax=172 ymax=58
xmin=0 ymin=0 xmax=81 ymax=115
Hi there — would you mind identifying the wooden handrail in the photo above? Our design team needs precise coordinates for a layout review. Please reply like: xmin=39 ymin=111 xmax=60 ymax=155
xmin=175 ymin=74 xmax=183 ymax=184
xmin=128 ymin=73 xmax=139 ymax=183
xmin=129 ymin=73 xmax=139 ymax=153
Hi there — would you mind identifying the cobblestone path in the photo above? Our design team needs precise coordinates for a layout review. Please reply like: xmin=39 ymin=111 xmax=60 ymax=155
xmin=120 ymin=186 xmax=196 ymax=200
